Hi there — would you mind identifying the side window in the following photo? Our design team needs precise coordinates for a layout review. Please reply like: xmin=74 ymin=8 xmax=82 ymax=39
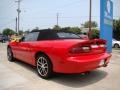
xmin=24 ymin=32 xmax=39 ymax=42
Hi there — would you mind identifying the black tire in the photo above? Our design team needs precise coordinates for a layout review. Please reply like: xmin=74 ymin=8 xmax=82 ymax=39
xmin=36 ymin=54 xmax=53 ymax=79
xmin=7 ymin=47 xmax=15 ymax=62
xmin=114 ymin=44 xmax=119 ymax=48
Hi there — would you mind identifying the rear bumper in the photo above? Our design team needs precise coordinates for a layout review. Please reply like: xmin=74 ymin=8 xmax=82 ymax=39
xmin=53 ymin=53 xmax=111 ymax=73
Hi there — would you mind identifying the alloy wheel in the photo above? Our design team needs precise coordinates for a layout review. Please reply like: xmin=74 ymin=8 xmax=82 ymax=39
xmin=7 ymin=48 xmax=15 ymax=62
xmin=7 ymin=48 xmax=12 ymax=61
xmin=37 ymin=56 xmax=49 ymax=77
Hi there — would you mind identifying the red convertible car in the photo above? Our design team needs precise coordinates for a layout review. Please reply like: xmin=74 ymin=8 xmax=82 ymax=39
xmin=7 ymin=29 xmax=111 ymax=79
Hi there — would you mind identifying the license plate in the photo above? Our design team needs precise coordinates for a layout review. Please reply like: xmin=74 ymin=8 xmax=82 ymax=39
xmin=99 ymin=60 xmax=105 ymax=66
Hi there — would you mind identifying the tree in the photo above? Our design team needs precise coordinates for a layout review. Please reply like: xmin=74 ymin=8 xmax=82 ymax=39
xmin=91 ymin=29 xmax=99 ymax=39
xmin=53 ymin=25 xmax=61 ymax=30
xmin=24 ymin=29 xmax=30 ymax=35
xmin=61 ymin=27 xmax=81 ymax=34
xmin=32 ymin=27 xmax=40 ymax=32
xmin=2 ymin=28 xmax=15 ymax=36
xmin=18 ymin=30 xmax=24 ymax=35
xmin=82 ymin=21 xmax=98 ymax=28
xmin=113 ymin=19 xmax=120 ymax=40
xmin=68 ymin=27 xmax=81 ymax=34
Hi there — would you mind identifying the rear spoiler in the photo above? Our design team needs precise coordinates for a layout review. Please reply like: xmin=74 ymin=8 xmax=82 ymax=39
xmin=85 ymin=39 xmax=106 ymax=45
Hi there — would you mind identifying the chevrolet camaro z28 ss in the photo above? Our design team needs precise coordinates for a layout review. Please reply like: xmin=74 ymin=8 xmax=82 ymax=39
xmin=7 ymin=29 xmax=111 ymax=79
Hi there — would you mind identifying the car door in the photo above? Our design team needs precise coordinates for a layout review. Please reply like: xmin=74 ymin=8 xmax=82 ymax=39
xmin=16 ymin=32 xmax=39 ymax=64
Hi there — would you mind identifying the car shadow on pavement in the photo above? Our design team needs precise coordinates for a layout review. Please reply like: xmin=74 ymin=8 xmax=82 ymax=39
xmin=52 ymin=70 xmax=108 ymax=88
xmin=13 ymin=60 xmax=37 ymax=74
xmin=13 ymin=60 xmax=107 ymax=88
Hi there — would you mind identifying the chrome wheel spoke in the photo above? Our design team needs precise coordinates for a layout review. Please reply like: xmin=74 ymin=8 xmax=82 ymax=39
xmin=37 ymin=62 xmax=42 ymax=67
xmin=44 ymin=63 xmax=47 ymax=66
xmin=44 ymin=65 xmax=48 ymax=69
xmin=38 ymin=58 xmax=42 ymax=64
xmin=42 ymin=57 xmax=45 ymax=64
xmin=43 ymin=68 xmax=47 ymax=75
xmin=39 ymin=68 xmax=43 ymax=74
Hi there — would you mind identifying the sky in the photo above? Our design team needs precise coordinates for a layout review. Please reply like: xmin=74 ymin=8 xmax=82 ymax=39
xmin=0 ymin=0 xmax=119 ymax=32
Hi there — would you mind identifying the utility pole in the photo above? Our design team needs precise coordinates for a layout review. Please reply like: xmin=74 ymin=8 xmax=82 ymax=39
xmin=15 ymin=0 xmax=22 ymax=35
xmin=57 ymin=13 xmax=59 ymax=26
xmin=15 ymin=17 xmax=17 ymax=34
xmin=88 ymin=0 xmax=92 ymax=39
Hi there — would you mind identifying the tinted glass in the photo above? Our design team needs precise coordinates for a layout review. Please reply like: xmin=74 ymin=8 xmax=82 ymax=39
xmin=57 ymin=32 xmax=80 ymax=39
xmin=38 ymin=30 xmax=58 ymax=40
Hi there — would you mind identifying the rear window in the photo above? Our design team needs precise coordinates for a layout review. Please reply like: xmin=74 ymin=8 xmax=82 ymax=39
xmin=57 ymin=32 xmax=80 ymax=39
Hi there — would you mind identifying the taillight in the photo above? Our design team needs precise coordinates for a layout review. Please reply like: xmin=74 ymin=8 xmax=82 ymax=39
xmin=69 ymin=39 xmax=106 ymax=54
xmin=99 ymin=44 xmax=106 ymax=47
xmin=69 ymin=46 xmax=91 ymax=54
xmin=91 ymin=44 xmax=106 ymax=48
xmin=91 ymin=45 xmax=99 ymax=48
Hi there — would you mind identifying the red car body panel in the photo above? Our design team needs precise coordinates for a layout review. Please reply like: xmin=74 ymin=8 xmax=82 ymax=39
xmin=9 ymin=39 xmax=111 ymax=73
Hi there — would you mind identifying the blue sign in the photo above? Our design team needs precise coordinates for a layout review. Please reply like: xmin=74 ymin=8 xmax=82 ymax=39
xmin=100 ymin=0 xmax=113 ymax=53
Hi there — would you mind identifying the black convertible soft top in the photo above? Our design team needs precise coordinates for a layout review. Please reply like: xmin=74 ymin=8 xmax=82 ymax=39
xmin=31 ymin=29 xmax=81 ymax=40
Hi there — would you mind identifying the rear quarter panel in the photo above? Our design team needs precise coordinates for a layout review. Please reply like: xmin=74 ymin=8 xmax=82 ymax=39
xmin=29 ymin=40 xmax=85 ymax=67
